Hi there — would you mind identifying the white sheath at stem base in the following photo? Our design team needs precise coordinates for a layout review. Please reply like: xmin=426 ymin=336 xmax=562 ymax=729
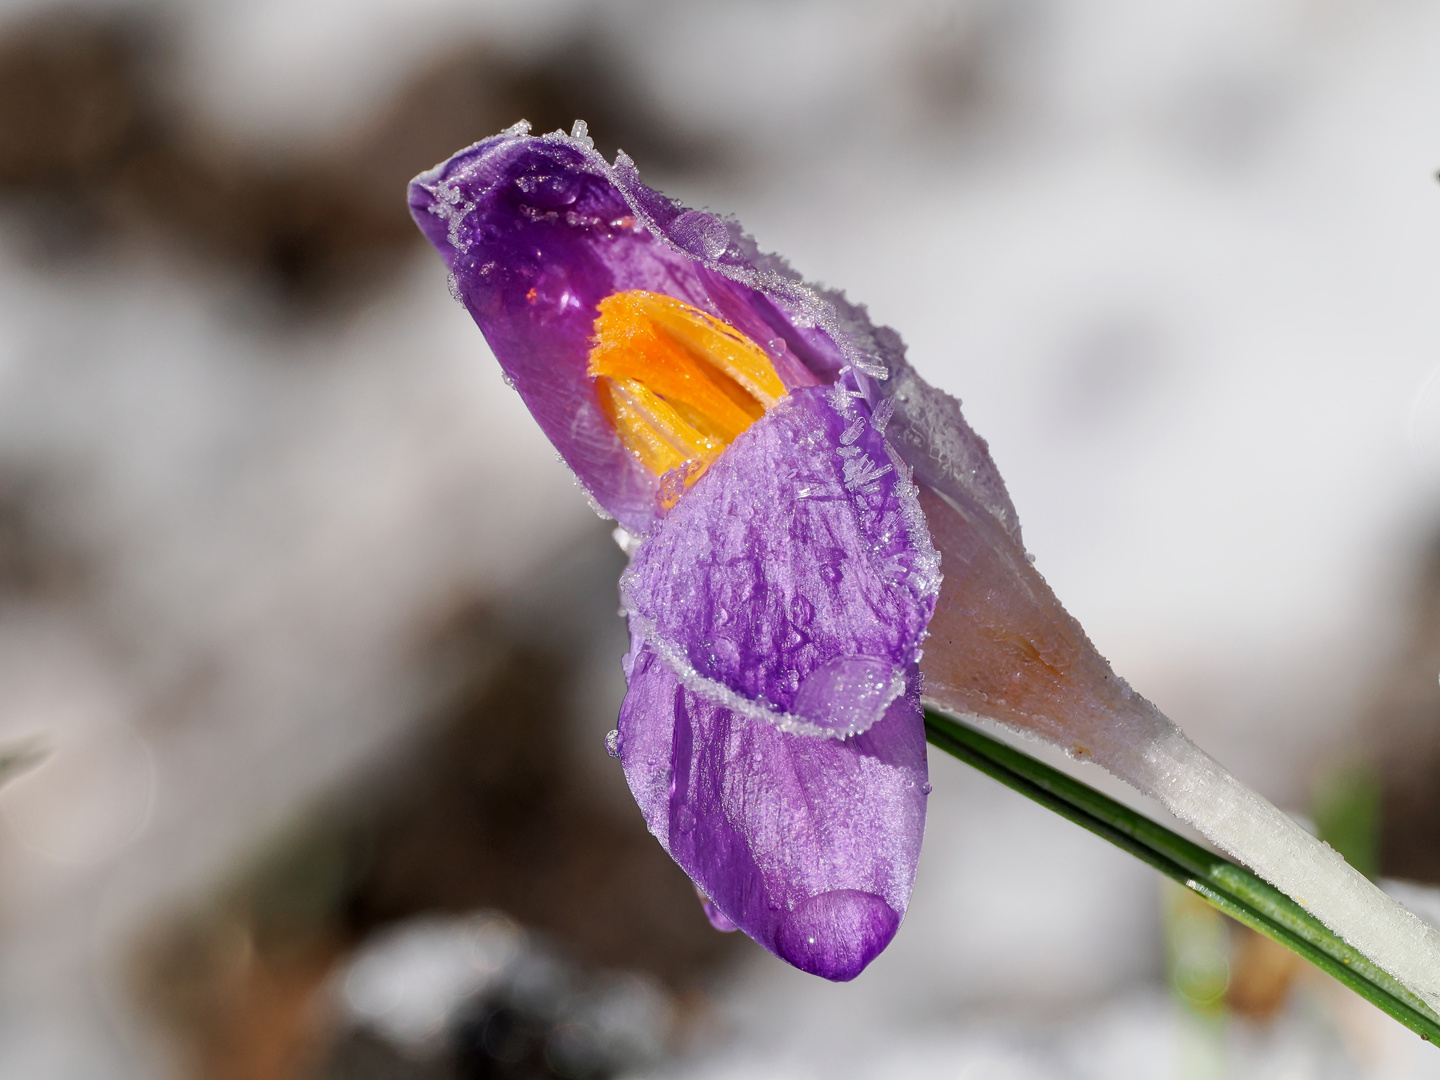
xmin=1135 ymin=725 xmax=1440 ymax=1015
xmin=914 ymin=485 xmax=1440 ymax=1016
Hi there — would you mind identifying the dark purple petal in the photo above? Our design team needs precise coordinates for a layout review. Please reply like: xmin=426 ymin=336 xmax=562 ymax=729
xmin=408 ymin=129 xmax=722 ymax=529
xmin=621 ymin=385 xmax=938 ymax=738
xmin=616 ymin=639 xmax=927 ymax=981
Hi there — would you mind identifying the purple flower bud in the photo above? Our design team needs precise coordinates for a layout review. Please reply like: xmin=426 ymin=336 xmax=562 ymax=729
xmin=409 ymin=122 xmax=1018 ymax=981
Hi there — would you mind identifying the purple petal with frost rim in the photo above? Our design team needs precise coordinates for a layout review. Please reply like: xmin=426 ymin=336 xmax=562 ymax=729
xmin=616 ymin=640 xmax=927 ymax=981
xmin=621 ymin=386 xmax=938 ymax=738
xmin=409 ymin=128 xmax=1021 ymax=539
xmin=408 ymin=133 xmax=723 ymax=529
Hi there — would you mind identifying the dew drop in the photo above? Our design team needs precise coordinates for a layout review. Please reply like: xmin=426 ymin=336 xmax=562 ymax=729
xmin=604 ymin=729 xmax=621 ymax=758
xmin=792 ymin=656 xmax=898 ymax=736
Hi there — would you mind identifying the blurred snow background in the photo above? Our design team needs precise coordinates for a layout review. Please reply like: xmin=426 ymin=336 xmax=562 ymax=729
xmin=0 ymin=0 xmax=1437 ymax=1077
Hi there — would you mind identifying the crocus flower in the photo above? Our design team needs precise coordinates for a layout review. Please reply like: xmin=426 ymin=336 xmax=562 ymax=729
xmin=411 ymin=121 xmax=1440 ymax=1004
xmin=409 ymin=121 xmax=953 ymax=980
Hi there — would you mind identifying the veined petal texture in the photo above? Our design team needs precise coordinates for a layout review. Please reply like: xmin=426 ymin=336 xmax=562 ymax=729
xmin=616 ymin=639 xmax=928 ymax=982
xmin=621 ymin=386 xmax=938 ymax=739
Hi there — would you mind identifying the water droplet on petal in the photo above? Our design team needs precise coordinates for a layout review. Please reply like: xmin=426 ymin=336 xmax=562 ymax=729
xmin=792 ymin=656 xmax=900 ymax=736
xmin=696 ymin=888 xmax=739 ymax=932
xmin=604 ymin=729 xmax=621 ymax=758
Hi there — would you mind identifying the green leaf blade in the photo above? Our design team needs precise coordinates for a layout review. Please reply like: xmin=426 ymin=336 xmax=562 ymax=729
xmin=923 ymin=708 xmax=1440 ymax=1044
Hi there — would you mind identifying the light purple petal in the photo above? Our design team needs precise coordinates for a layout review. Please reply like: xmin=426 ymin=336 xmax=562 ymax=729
xmin=616 ymin=638 xmax=927 ymax=981
xmin=622 ymin=385 xmax=938 ymax=738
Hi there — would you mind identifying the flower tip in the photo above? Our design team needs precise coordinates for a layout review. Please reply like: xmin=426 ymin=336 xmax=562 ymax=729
xmin=773 ymin=889 xmax=900 ymax=982
xmin=696 ymin=889 xmax=740 ymax=933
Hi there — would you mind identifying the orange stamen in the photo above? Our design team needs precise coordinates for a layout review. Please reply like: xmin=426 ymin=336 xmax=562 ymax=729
xmin=589 ymin=291 xmax=786 ymax=501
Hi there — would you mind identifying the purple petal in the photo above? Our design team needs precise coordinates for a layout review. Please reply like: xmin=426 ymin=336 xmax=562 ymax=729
xmin=617 ymin=639 xmax=927 ymax=981
xmin=695 ymin=266 xmax=848 ymax=386
xmin=409 ymin=129 xmax=1020 ymax=539
xmin=621 ymin=385 xmax=939 ymax=738
xmin=408 ymin=131 xmax=721 ymax=529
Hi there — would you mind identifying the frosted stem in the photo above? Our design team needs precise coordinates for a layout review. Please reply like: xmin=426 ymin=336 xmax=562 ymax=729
xmin=1133 ymin=724 xmax=1440 ymax=1014
xmin=914 ymin=483 xmax=1440 ymax=1009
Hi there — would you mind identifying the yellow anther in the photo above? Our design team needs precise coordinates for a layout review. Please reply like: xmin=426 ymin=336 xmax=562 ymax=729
xmin=589 ymin=291 xmax=786 ymax=491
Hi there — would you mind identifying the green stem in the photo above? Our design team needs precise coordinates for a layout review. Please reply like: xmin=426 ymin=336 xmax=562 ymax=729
xmin=923 ymin=707 xmax=1440 ymax=1043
